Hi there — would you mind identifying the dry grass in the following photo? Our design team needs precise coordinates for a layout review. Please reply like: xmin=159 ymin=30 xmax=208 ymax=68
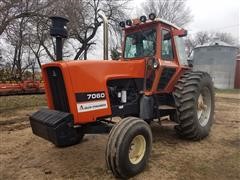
xmin=215 ymin=89 xmax=240 ymax=99
xmin=0 ymin=95 xmax=47 ymax=111
xmin=0 ymin=95 xmax=47 ymax=122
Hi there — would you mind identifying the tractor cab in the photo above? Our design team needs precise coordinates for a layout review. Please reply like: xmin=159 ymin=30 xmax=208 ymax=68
xmin=120 ymin=14 xmax=188 ymax=67
xmin=118 ymin=14 xmax=189 ymax=94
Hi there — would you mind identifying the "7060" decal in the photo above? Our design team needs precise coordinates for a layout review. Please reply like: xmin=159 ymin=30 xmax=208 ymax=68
xmin=87 ymin=92 xmax=105 ymax=100
xmin=76 ymin=91 xmax=106 ymax=102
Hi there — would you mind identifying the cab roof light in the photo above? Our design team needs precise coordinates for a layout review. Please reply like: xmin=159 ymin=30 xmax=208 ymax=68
xmin=149 ymin=13 xmax=156 ymax=21
xmin=119 ymin=21 xmax=125 ymax=28
xmin=126 ymin=19 xmax=132 ymax=26
xmin=140 ymin=15 xmax=147 ymax=23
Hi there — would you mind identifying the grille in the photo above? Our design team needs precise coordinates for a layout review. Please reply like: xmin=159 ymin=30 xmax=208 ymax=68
xmin=46 ymin=67 xmax=70 ymax=112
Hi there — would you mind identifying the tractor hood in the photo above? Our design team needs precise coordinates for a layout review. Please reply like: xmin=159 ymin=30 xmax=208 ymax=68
xmin=42 ymin=60 xmax=145 ymax=124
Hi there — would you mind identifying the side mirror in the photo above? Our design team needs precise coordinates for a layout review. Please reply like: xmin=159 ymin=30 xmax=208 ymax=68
xmin=173 ymin=29 xmax=188 ymax=37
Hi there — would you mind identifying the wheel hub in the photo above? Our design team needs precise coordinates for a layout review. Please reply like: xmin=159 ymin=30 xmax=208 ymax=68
xmin=128 ymin=135 xmax=146 ymax=164
xmin=197 ymin=88 xmax=212 ymax=127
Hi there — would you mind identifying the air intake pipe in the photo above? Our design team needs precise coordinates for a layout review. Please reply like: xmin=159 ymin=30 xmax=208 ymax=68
xmin=98 ymin=12 xmax=109 ymax=60
xmin=50 ymin=16 xmax=69 ymax=61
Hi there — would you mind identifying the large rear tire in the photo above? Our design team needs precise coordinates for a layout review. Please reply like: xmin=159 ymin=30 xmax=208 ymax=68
xmin=106 ymin=117 xmax=152 ymax=178
xmin=173 ymin=71 xmax=215 ymax=140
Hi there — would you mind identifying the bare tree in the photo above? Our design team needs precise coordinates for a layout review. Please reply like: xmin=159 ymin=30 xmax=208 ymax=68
xmin=0 ymin=62 xmax=12 ymax=81
xmin=186 ymin=31 xmax=212 ymax=52
xmin=0 ymin=0 xmax=55 ymax=35
xmin=141 ymin=0 xmax=192 ymax=27
xmin=214 ymin=32 xmax=236 ymax=45
xmin=26 ymin=33 xmax=43 ymax=68
xmin=58 ymin=0 xmax=131 ymax=60
xmin=26 ymin=15 xmax=55 ymax=64
xmin=4 ymin=15 xmax=37 ymax=80
xmin=6 ymin=16 xmax=27 ymax=80
xmin=186 ymin=31 xmax=236 ymax=56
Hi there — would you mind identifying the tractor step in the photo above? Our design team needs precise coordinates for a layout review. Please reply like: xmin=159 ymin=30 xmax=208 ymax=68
xmin=153 ymin=117 xmax=178 ymax=126
xmin=160 ymin=119 xmax=178 ymax=126
xmin=158 ymin=105 xmax=176 ymax=110
xmin=158 ymin=105 xmax=177 ymax=117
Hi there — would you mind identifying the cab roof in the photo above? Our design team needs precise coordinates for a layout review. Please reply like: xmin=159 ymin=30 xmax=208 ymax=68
xmin=154 ymin=18 xmax=181 ymax=30
xmin=124 ymin=18 xmax=181 ymax=31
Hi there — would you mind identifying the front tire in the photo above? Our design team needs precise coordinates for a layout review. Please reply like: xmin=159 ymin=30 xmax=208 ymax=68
xmin=106 ymin=117 xmax=152 ymax=178
xmin=173 ymin=71 xmax=215 ymax=140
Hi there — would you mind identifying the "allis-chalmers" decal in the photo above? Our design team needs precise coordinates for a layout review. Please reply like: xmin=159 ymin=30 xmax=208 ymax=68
xmin=77 ymin=100 xmax=108 ymax=112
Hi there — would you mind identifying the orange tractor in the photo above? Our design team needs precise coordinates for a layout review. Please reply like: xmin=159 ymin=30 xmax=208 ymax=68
xmin=30 ymin=14 xmax=215 ymax=178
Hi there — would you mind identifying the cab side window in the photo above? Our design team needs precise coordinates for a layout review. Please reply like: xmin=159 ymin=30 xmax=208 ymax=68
xmin=161 ymin=29 xmax=174 ymax=60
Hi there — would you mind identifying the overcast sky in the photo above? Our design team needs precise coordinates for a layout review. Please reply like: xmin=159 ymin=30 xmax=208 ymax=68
xmin=132 ymin=0 xmax=239 ymax=39
xmin=186 ymin=0 xmax=239 ymax=40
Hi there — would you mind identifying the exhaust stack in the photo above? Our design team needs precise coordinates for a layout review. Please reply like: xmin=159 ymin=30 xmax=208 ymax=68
xmin=98 ymin=12 xmax=109 ymax=60
xmin=50 ymin=16 xmax=69 ymax=61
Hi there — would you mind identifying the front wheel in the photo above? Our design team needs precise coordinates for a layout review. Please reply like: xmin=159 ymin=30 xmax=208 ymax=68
xmin=105 ymin=117 xmax=152 ymax=178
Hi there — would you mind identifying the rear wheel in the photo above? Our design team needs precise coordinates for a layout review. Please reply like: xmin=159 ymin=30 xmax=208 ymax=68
xmin=173 ymin=71 xmax=215 ymax=140
xmin=106 ymin=117 xmax=152 ymax=178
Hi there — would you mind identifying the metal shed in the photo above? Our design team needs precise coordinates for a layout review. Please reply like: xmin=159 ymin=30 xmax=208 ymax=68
xmin=191 ymin=40 xmax=238 ymax=89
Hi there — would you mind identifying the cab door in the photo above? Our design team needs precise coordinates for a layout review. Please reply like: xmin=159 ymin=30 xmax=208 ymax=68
xmin=156 ymin=27 xmax=178 ymax=91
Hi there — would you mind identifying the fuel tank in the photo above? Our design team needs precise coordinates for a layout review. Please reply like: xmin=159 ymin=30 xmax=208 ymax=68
xmin=42 ymin=59 xmax=145 ymax=124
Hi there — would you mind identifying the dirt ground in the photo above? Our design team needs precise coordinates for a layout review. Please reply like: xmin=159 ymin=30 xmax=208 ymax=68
xmin=0 ymin=92 xmax=239 ymax=180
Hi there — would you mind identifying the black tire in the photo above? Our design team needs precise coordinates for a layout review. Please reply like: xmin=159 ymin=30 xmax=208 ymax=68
xmin=173 ymin=71 xmax=215 ymax=140
xmin=106 ymin=117 xmax=152 ymax=178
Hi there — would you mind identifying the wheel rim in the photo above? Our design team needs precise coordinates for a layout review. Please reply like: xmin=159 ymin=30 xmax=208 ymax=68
xmin=197 ymin=87 xmax=212 ymax=127
xmin=128 ymin=135 xmax=146 ymax=164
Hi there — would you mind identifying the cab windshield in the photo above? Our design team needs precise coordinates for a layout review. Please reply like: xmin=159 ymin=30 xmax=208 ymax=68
xmin=124 ymin=29 xmax=156 ymax=59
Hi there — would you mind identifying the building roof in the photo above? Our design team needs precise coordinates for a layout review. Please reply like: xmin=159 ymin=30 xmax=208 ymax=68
xmin=196 ymin=40 xmax=236 ymax=48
